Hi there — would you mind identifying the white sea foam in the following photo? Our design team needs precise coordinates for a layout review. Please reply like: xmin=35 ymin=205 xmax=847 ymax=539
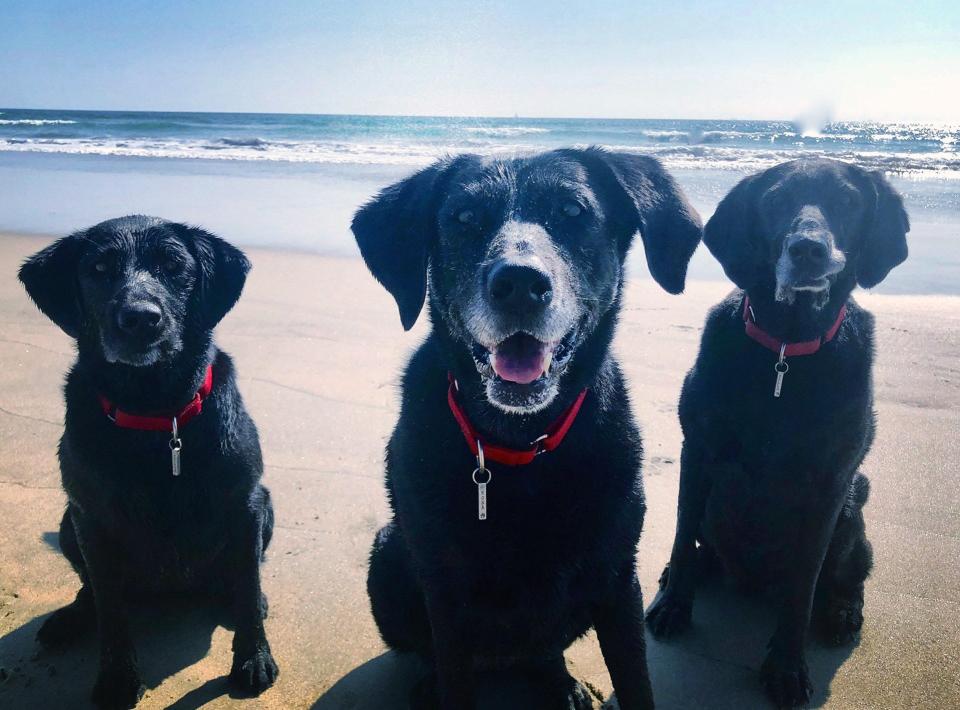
xmin=0 ymin=118 xmax=78 ymax=126
xmin=641 ymin=129 xmax=688 ymax=140
xmin=2 ymin=130 xmax=959 ymax=177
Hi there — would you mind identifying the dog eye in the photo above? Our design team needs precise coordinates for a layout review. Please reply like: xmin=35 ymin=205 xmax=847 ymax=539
xmin=163 ymin=258 xmax=183 ymax=274
xmin=562 ymin=202 xmax=582 ymax=217
xmin=93 ymin=261 xmax=109 ymax=275
xmin=457 ymin=209 xmax=476 ymax=224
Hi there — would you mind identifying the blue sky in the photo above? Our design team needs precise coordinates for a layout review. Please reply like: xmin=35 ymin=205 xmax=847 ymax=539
xmin=1 ymin=0 xmax=957 ymax=121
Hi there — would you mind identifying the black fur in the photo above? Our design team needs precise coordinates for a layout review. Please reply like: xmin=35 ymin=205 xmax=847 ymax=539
xmin=646 ymin=159 xmax=908 ymax=708
xmin=353 ymin=148 xmax=703 ymax=709
xmin=18 ymin=216 xmax=277 ymax=709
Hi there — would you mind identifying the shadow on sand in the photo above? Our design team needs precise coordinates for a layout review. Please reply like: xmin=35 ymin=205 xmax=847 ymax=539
xmin=0 ymin=600 xmax=250 ymax=710
xmin=311 ymin=651 xmax=608 ymax=710
xmin=0 ymin=533 xmax=251 ymax=710
xmin=312 ymin=582 xmax=858 ymax=710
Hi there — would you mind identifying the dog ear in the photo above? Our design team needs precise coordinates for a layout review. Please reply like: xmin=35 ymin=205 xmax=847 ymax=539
xmin=571 ymin=148 xmax=702 ymax=294
xmin=351 ymin=157 xmax=468 ymax=329
xmin=175 ymin=225 xmax=251 ymax=329
xmin=18 ymin=233 xmax=83 ymax=337
xmin=857 ymin=170 xmax=909 ymax=288
xmin=702 ymin=173 xmax=766 ymax=289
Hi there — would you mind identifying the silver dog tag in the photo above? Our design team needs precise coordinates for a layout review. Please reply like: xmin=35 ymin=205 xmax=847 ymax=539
xmin=169 ymin=417 xmax=182 ymax=477
xmin=476 ymin=476 xmax=488 ymax=520
xmin=773 ymin=344 xmax=789 ymax=398
xmin=472 ymin=440 xmax=491 ymax=521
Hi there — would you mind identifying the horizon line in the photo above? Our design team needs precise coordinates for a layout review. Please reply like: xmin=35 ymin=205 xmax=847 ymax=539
xmin=3 ymin=105 xmax=951 ymax=126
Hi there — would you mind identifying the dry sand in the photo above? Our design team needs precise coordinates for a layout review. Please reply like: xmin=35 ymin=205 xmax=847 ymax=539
xmin=0 ymin=232 xmax=957 ymax=709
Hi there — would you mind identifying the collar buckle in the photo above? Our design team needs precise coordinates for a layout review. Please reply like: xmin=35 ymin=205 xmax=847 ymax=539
xmin=530 ymin=433 xmax=549 ymax=456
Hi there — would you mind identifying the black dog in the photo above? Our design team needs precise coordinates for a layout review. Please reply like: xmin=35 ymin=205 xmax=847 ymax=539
xmin=352 ymin=147 xmax=703 ymax=709
xmin=19 ymin=216 xmax=278 ymax=709
xmin=645 ymin=158 xmax=909 ymax=707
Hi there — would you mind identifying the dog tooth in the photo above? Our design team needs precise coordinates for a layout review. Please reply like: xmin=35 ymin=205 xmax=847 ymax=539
xmin=543 ymin=351 xmax=553 ymax=375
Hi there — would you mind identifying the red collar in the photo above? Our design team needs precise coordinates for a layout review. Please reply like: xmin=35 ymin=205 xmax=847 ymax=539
xmin=446 ymin=374 xmax=588 ymax=467
xmin=98 ymin=365 xmax=215 ymax=432
xmin=743 ymin=296 xmax=846 ymax=357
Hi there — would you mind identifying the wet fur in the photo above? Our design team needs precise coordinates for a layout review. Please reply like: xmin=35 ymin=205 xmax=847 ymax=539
xmin=18 ymin=216 xmax=277 ymax=709
xmin=353 ymin=148 xmax=703 ymax=709
xmin=646 ymin=159 xmax=909 ymax=708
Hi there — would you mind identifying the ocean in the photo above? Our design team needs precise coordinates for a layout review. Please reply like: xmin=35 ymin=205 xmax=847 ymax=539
xmin=1 ymin=109 xmax=958 ymax=293
xmin=3 ymin=109 xmax=959 ymax=173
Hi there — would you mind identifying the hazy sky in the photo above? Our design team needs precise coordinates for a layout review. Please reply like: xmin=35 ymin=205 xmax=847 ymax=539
xmin=2 ymin=1 xmax=958 ymax=121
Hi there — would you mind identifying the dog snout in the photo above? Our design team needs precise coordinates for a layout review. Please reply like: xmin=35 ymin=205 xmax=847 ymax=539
xmin=116 ymin=301 xmax=163 ymax=339
xmin=486 ymin=260 xmax=553 ymax=315
xmin=787 ymin=236 xmax=829 ymax=268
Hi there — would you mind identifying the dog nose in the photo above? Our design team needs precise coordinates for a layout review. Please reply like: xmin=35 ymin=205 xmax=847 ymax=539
xmin=788 ymin=237 xmax=828 ymax=267
xmin=116 ymin=302 xmax=163 ymax=338
xmin=486 ymin=261 xmax=553 ymax=314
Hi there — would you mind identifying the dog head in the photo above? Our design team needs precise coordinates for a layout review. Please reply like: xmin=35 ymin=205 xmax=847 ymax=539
xmin=352 ymin=148 xmax=702 ymax=414
xmin=703 ymin=158 xmax=909 ymax=307
xmin=19 ymin=215 xmax=249 ymax=367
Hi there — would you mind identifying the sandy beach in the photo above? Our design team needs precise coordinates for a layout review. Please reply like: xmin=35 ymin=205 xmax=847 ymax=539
xmin=0 ymin=231 xmax=958 ymax=709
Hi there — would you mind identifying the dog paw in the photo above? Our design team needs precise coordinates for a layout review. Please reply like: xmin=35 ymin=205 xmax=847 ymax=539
xmin=657 ymin=564 xmax=671 ymax=591
xmin=555 ymin=679 xmax=598 ymax=710
xmin=229 ymin=644 xmax=279 ymax=695
xmin=645 ymin=591 xmax=692 ymax=639
xmin=91 ymin=662 xmax=145 ymax=709
xmin=37 ymin=604 xmax=95 ymax=647
xmin=760 ymin=652 xmax=812 ymax=708
xmin=817 ymin=600 xmax=863 ymax=647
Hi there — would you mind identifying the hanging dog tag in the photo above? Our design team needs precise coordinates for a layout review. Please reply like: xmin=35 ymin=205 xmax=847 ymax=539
xmin=474 ymin=472 xmax=489 ymax=519
xmin=169 ymin=416 xmax=182 ymax=477
xmin=472 ymin=440 xmax=491 ymax=520
xmin=773 ymin=344 xmax=789 ymax=399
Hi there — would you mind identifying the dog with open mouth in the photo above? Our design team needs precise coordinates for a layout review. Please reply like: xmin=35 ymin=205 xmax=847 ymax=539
xmin=352 ymin=147 xmax=703 ymax=709
xmin=645 ymin=158 xmax=909 ymax=708
xmin=19 ymin=216 xmax=277 ymax=709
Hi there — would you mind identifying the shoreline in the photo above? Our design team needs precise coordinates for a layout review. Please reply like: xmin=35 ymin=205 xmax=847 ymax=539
xmin=5 ymin=229 xmax=960 ymax=299
xmin=4 ymin=145 xmax=959 ymax=296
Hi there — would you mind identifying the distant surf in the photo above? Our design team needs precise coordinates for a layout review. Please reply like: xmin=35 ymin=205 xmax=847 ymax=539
xmin=1 ymin=109 xmax=958 ymax=177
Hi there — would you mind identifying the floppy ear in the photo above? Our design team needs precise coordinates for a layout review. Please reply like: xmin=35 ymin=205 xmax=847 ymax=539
xmin=702 ymin=173 xmax=766 ymax=289
xmin=18 ymin=234 xmax=83 ymax=337
xmin=175 ymin=225 xmax=251 ymax=329
xmin=857 ymin=170 xmax=909 ymax=288
xmin=571 ymin=148 xmax=702 ymax=294
xmin=351 ymin=157 xmax=467 ymax=329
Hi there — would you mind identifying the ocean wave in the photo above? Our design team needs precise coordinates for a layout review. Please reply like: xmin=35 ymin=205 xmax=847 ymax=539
xmin=640 ymin=129 xmax=798 ymax=144
xmin=2 ymin=135 xmax=959 ymax=177
xmin=0 ymin=118 xmax=78 ymax=126
xmin=606 ymin=144 xmax=960 ymax=176
xmin=641 ymin=129 xmax=687 ymax=139
xmin=211 ymin=137 xmax=271 ymax=149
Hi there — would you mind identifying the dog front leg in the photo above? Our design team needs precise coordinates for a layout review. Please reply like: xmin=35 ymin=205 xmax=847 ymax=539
xmin=72 ymin=513 xmax=144 ymax=710
xmin=761 ymin=488 xmax=847 ymax=708
xmin=420 ymin=579 xmax=475 ymax=710
xmin=645 ymin=440 xmax=710 ymax=638
xmin=593 ymin=568 xmax=655 ymax=710
xmin=228 ymin=506 xmax=279 ymax=695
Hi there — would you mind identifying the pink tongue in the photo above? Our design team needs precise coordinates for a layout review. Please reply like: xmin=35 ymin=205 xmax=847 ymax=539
xmin=491 ymin=335 xmax=548 ymax=385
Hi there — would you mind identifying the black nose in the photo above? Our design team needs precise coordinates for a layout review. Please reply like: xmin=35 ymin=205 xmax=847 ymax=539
xmin=788 ymin=237 xmax=828 ymax=267
xmin=486 ymin=261 xmax=553 ymax=314
xmin=116 ymin=302 xmax=163 ymax=338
